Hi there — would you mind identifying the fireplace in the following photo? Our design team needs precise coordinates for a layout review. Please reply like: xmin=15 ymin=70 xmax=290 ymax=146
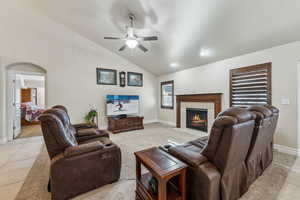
xmin=186 ymin=108 xmax=208 ymax=132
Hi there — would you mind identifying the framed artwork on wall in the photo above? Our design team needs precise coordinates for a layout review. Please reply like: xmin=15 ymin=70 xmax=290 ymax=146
xmin=127 ymin=72 xmax=143 ymax=87
xmin=96 ymin=68 xmax=117 ymax=85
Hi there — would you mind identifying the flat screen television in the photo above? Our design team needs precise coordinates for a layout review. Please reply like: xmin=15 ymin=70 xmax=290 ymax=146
xmin=106 ymin=95 xmax=139 ymax=116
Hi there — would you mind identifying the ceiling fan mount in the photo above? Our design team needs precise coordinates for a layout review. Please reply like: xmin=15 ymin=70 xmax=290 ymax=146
xmin=128 ymin=13 xmax=135 ymax=24
xmin=104 ymin=13 xmax=158 ymax=52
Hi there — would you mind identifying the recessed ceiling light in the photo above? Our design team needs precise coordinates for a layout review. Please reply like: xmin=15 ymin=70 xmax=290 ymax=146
xmin=199 ymin=48 xmax=211 ymax=57
xmin=170 ymin=62 xmax=179 ymax=68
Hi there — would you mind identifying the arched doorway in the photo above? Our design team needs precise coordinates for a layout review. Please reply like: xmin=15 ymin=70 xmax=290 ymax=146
xmin=6 ymin=62 xmax=47 ymax=141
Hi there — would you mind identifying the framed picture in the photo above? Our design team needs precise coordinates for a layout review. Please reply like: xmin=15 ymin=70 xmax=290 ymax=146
xmin=127 ymin=72 xmax=143 ymax=87
xmin=96 ymin=68 xmax=117 ymax=85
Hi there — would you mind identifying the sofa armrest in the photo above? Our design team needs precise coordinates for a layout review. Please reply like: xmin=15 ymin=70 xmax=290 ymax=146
xmin=76 ymin=128 xmax=99 ymax=137
xmin=169 ymin=146 xmax=208 ymax=167
xmin=73 ymin=123 xmax=98 ymax=130
xmin=64 ymin=141 xmax=103 ymax=157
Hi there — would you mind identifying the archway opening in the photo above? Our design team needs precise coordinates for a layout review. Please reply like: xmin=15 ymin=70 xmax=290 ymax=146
xmin=6 ymin=62 xmax=47 ymax=141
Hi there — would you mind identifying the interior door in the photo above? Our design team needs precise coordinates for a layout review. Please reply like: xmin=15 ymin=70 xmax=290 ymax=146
xmin=14 ymin=80 xmax=21 ymax=138
xmin=7 ymin=72 xmax=22 ymax=140
xmin=7 ymin=72 xmax=16 ymax=140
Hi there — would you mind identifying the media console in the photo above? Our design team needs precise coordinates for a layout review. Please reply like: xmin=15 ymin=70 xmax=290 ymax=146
xmin=107 ymin=116 xmax=144 ymax=134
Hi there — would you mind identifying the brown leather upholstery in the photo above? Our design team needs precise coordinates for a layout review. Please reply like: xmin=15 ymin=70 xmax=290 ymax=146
xmin=51 ymin=105 xmax=109 ymax=141
xmin=52 ymin=105 xmax=68 ymax=114
xmin=39 ymin=111 xmax=121 ymax=200
xmin=52 ymin=105 xmax=97 ymax=129
xmin=168 ymin=107 xmax=256 ymax=200
xmin=39 ymin=113 xmax=78 ymax=159
xmin=261 ymin=105 xmax=279 ymax=169
xmin=244 ymin=105 xmax=279 ymax=190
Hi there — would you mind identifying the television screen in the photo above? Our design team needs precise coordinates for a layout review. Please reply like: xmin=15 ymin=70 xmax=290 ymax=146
xmin=106 ymin=95 xmax=139 ymax=116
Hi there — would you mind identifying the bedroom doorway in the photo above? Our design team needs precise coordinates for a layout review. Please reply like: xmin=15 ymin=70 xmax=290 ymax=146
xmin=6 ymin=63 xmax=46 ymax=141
xmin=16 ymin=74 xmax=45 ymax=138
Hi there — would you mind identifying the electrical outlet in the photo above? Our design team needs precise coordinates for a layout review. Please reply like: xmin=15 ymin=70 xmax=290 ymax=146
xmin=281 ymin=98 xmax=290 ymax=105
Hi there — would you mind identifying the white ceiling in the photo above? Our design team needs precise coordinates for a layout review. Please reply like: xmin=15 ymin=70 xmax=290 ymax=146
xmin=31 ymin=0 xmax=300 ymax=75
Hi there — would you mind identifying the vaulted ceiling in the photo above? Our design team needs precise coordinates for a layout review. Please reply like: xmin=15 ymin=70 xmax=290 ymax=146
xmin=32 ymin=0 xmax=300 ymax=75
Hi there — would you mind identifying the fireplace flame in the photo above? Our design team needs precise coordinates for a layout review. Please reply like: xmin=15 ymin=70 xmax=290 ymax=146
xmin=192 ymin=114 xmax=206 ymax=123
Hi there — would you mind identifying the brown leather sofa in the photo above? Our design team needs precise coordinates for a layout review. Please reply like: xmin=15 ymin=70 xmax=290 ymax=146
xmin=39 ymin=109 xmax=121 ymax=200
xmin=165 ymin=105 xmax=279 ymax=200
xmin=168 ymin=107 xmax=256 ymax=200
xmin=244 ymin=105 xmax=279 ymax=190
xmin=52 ymin=105 xmax=109 ymax=142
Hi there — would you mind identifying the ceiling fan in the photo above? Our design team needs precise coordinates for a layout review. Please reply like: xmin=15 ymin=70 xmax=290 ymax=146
xmin=104 ymin=14 xmax=158 ymax=52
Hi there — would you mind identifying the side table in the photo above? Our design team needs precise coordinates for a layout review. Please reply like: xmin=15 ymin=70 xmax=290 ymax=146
xmin=134 ymin=147 xmax=187 ymax=200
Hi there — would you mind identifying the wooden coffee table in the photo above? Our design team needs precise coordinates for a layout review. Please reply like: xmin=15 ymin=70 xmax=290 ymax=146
xmin=134 ymin=147 xmax=187 ymax=200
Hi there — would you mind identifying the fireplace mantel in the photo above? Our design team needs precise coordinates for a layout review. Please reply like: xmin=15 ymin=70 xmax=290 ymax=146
xmin=176 ymin=93 xmax=222 ymax=128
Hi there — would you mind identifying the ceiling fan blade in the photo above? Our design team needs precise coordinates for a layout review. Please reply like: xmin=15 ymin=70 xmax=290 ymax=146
xmin=138 ymin=44 xmax=148 ymax=52
xmin=140 ymin=36 xmax=158 ymax=41
xmin=104 ymin=37 xmax=122 ymax=40
xmin=119 ymin=45 xmax=127 ymax=51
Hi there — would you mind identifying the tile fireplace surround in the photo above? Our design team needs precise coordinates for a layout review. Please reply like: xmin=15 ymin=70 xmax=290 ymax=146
xmin=181 ymin=102 xmax=214 ymax=133
xmin=176 ymin=93 xmax=222 ymax=132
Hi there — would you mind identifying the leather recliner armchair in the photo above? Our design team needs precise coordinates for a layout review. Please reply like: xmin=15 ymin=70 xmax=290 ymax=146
xmin=243 ymin=105 xmax=279 ymax=190
xmin=39 ymin=110 xmax=121 ymax=200
xmin=52 ymin=105 xmax=109 ymax=142
xmin=168 ymin=107 xmax=256 ymax=200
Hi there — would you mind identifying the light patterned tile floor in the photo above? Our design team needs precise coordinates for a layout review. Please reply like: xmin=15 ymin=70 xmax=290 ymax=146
xmin=0 ymin=136 xmax=43 ymax=199
xmin=276 ymin=157 xmax=300 ymax=199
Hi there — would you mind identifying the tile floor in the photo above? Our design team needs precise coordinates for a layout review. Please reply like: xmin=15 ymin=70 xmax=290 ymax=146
xmin=17 ymin=125 xmax=42 ymax=139
xmin=0 ymin=136 xmax=300 ymax=199
xmin=0 ymin=137 xmax=43 ymax=199
xmin=276 ymin=157 xmax=300 ymax=199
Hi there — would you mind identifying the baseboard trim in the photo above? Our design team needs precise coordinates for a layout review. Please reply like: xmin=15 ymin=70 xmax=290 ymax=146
xmin=0 ymin=137 xmax=7 ymax=144
xmin=144 ymin=119 xmax=158 ymax=124
xmin=158 ymin=120 xmax=176 ymax=127
xmin=274 ymin=144 xmax=298 ymax=156
xmin=99 ymin=125 xmax=108 ymax=130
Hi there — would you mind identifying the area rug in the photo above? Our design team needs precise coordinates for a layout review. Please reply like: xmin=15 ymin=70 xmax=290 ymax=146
xmin=15 ymin=123 xmax=296 ymax=200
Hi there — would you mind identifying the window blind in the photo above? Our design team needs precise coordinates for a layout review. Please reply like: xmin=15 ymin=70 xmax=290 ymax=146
xmin=230 ymin=63 xmax=272 ymax=107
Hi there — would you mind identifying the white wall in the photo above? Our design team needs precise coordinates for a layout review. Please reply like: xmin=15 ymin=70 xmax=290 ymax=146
xmin=158 ymin=41 xmax=300 ymax=149
xmin=0 ymin=1 xmax=158 ymax=143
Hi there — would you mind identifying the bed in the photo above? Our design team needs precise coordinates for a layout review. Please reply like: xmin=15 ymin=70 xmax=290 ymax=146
xmin=21 ymin=102 xmax=45 ymax=126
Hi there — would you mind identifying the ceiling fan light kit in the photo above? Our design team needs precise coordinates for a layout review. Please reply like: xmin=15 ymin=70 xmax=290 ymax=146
xmin=104 ymin=13 xmax=158 ymax=52
xmin=126 ymin=39 xmax=138 ymax=49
